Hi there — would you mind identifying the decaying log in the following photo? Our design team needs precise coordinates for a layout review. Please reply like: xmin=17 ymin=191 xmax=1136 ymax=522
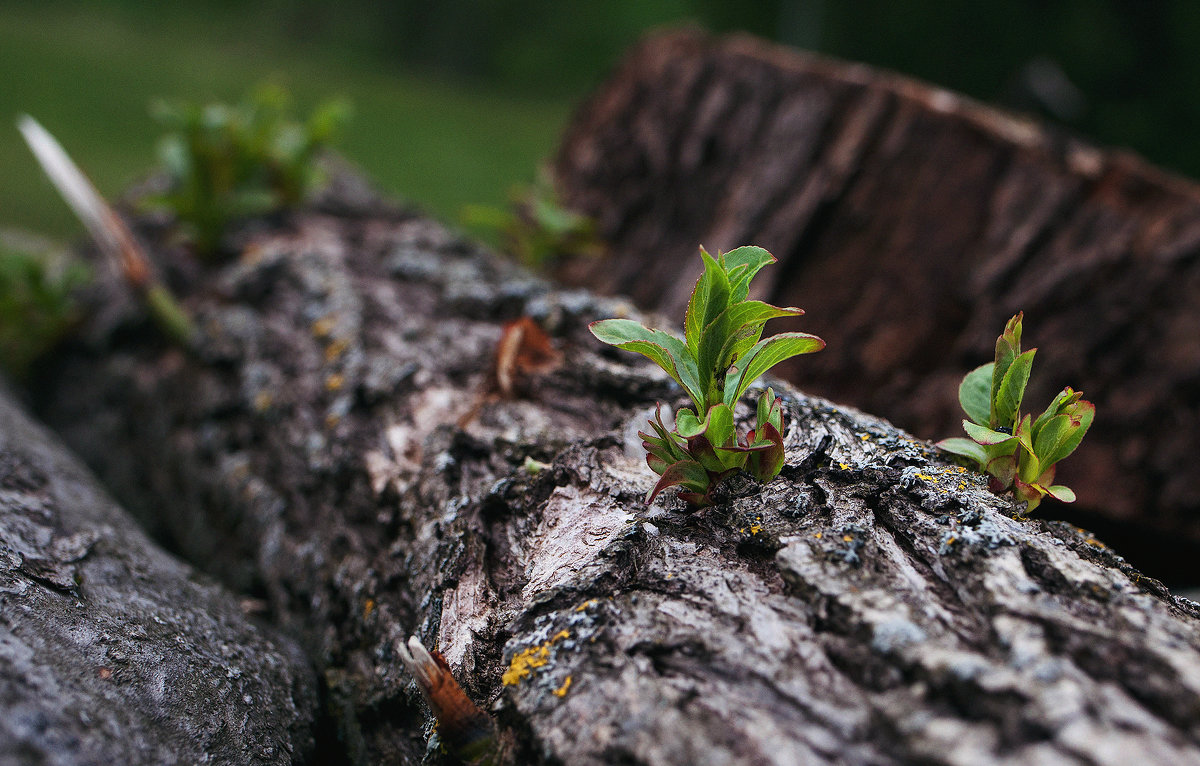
xmin=0 ymin=382 xmax=317 ymax=765
xmin=552 ymin=29 xmax=1200 ymax=585
xmin=30 ymin=176 xmax=1200 ymax=765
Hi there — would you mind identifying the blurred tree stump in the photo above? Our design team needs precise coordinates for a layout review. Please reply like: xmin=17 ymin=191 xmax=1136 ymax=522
xmin=0 ymin=382 xmax=317 ymax=765
xmin=553 ymin=28 xmax=1200 ymax=586
xmin=28 ymin=170 xmax=1200 ymax=765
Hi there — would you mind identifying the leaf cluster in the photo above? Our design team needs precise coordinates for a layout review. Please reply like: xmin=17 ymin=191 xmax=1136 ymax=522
xmin=0 ymin=236 xmax=89 ymax=378
xmin=590 ymin=247 xmax=824 ymax=506
xmin=146 ymin=84 xmax=350 ymax=256
xmin=938 ymin=313 xmax=1094 ymax=512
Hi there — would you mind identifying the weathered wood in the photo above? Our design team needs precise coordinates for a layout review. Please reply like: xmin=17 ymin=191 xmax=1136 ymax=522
xmin=552 ymin=29 xmax=1200 ymax=585
xmin=30 ymin=178 xmax=1200 ymax=765
xmin=0 ymin=382 xmax=317 ymax=765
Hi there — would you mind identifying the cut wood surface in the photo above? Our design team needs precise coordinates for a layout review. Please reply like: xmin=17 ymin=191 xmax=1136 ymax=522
xmin=552 ymin=29 xmax=1200 ymax=585
xmin=0 ymin=382 xmax=317 ymax=765
xmin=30 ymin=172 xmax=1200 ymax=765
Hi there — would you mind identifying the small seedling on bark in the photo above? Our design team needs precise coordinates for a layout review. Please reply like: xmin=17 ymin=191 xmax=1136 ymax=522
xmin=590 ymin=246 xmax=824 ymax=506
xmin=0 ymin=235 xmax=88 ymax=378
xmin=461 ymin=171 xmax=603 ymax=269
xmin=938 ymin=312 xmax=1094 ymax=513
xmin=146 ymin=84 xmax=349 ymax=256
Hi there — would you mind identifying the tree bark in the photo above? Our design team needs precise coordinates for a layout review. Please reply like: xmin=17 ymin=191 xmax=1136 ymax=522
xmin=552 ymin=29 xmax=1200 ymax=586
xmin=29 ymin=174 xmax=1200 ymax=765
xmin=0 ymin=382 xmax=317 ymax=765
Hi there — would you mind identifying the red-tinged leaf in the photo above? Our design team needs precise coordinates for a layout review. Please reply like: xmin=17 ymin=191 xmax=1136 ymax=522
xmin=746 ymin=422 xmax=785 ymax=481
xmin=646 ymin=452 xmax=670 ymax=475
xmin=686 ymin=434 xmax=727 ymax=473
xmin=1012 ymin=476 xmax=1047 ymax=513
xmin=645 ymin=460 xmax=710 ymax=505
xmin=986 ymin=453 xmax=1018 ymax=488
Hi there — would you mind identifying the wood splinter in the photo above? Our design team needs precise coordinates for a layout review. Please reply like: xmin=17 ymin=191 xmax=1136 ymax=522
xmin=396 ymin=636 xmax=498 ymax=764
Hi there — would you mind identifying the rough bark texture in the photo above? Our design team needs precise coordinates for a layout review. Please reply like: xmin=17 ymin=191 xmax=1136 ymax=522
xmin=552 ymin=29 xmax=1200 ymax=585
xmin=29 ymin=173 xmax=1200 ymax=765
xmin=0 ymin=382 xmax=317 ymax=765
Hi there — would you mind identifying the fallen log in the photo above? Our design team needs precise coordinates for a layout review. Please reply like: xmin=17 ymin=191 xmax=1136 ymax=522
xmin=30 ymin=175 xmax=1200 ymax=765
xmin=0 ymin=382 xmax=317 ymax=764
xmin=552 ymin=29 xmax=1200 ymax=586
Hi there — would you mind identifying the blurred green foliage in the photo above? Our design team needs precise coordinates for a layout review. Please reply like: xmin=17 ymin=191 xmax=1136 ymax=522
xmin=146 ymin=85 xmax=349 ymax=255
xmin=0 ymin=235 xmax=88 ymax=378
xmin=7 ymin=0 xmax=1200 ymax=244
xmin=461 ymin=172 xmax=603 ymax=270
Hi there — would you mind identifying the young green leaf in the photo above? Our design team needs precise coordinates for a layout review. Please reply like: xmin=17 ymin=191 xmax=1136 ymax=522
xmin=990 ymin=312 xmax=1024 ymax=418
xmin=723 ymin=332 xmax=825 ymax=407
xmin=993 ymin=348 xmax=1035 ymax=428
xmin=1044 ymin=485 xmax=1076 ymax=503
xmin=757 ymin=388 xmax=783 ymax=433
xmin=1033 ymin=400 xmax=1094 ymax=468
xmin=589 ymin=318 xmax=705 ymax=410
xmin=958 ymin=363 xmax=993 ymax=426
xmin=697 ymin=300 xmax=805 ymax=397
xmin=962 ymin=419 xmax=1018 ymax=446
xmin=684 ymin=248 xmax=732 ymax=354
xmin=720 ymin=246 xmax=775 ymax=304
xmin=937 ymin=437 xmax=990 ymax=465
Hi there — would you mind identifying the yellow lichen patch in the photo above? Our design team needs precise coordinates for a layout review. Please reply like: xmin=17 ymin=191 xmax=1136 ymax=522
xmin=325 ymin=413 xmax=341 ymax=429
xmin=502 ymin=631 xmax=571 ymax=687
xmin=311 ymin=315 xmax=336 ymax=338
xmin=916 ymin=472 xmax=934 ymax=481
xmin=813 ymin=532 xmax=822 ymax=539
xmin=842 ymin=534 xmax=854 ymax=543
xmin=859 ymin=433 xmax=871 ymax=441
xmin=362 ymin=598 xmax=375 ymax=621
xmin=253 ymin=391 xmax=273 ymax=412
xmin=502 ymin=645 xmax=550 ymax=686
xmin=574 ymin=600 xmax=597 ymax=613
xmin=838 ymin=462 xmax=850 ymax=470
xmin=324 ymin=338 xmax=350 ymax=362
xmin=552 ymin=676 xmax=573 ymax=697
xmin=325 ymin=373 xmax=345 ymax=392
xmin=749 ymin=525 xmax=762 ymax=534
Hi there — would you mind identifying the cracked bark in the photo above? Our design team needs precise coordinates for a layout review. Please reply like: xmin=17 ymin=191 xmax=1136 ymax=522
xmin=26 ymin=168 xmax=1200 ymax=765
xmin=0 ymin=381 xmax=317 ymax=765
xmin=552 ymin=28 xmax=1200 ymax=586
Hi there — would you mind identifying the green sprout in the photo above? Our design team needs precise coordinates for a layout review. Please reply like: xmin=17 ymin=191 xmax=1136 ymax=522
xmin=590 ymin=246 xmax=824 ymax=506
xmin=0 ymin=234 xmax=89 ymax=378
xmin=461 ymin=171 xmax=602 ymax=270
xmin=146 ymin=84 xmax=350 ymax=256
xmin=938 ymin=312 xmax=1094 ymax=513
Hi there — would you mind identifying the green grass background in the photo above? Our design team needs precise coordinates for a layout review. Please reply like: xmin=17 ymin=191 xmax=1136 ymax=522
xmin=0 ymin=3 xmax=571 ymax=239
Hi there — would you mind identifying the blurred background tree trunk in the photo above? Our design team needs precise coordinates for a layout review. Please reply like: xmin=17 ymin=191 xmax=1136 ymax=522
xmin=553 ymin=28 xmax=1200 ymax=588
